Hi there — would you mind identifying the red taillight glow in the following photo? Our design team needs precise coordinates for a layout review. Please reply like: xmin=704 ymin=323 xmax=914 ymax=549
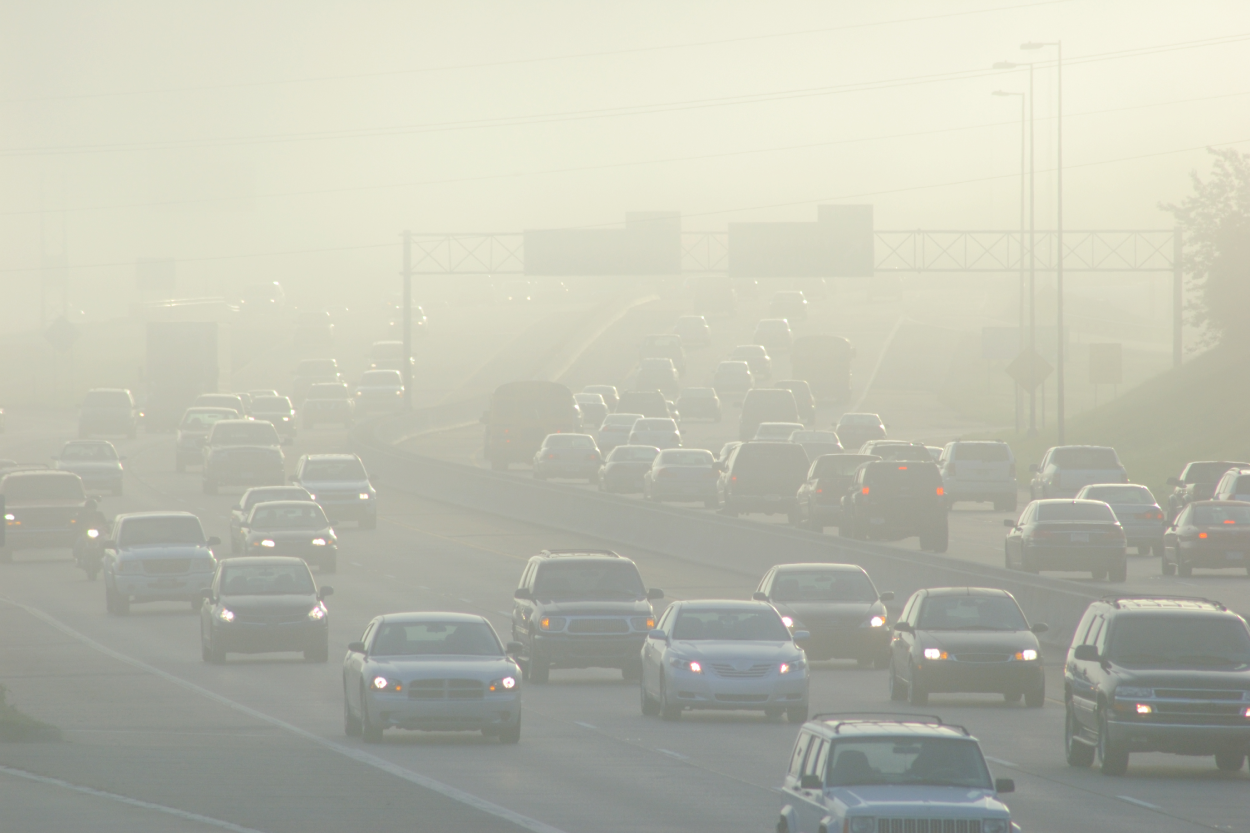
xmin=547 ymin=453 xmax=556 ymax=459
xmin=897 ymin=465 xmax=908 ymax=470
xmin=1225 ymin=519 xmax=1237 ymax=525
xmin=861 ymin=486 xmax=870 ymax=495
xmin=936 ymin=487 xmax=944 ymax=496
xmin=1199 ymin=532 xmax=1208 ymax=539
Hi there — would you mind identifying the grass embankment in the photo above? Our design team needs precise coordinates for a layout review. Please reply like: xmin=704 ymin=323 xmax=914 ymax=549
xmin=0 ymin=684 xmax=61 ymax=742
xmin=992 ymin=345 xmax=1250 ymax=501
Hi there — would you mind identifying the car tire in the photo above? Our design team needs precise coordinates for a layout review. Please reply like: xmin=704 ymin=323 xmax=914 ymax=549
xmin=208 ymin=639 xmax=225 ymax=664
xmin=786 ymin=706 xmax=808 ymax=724
xmin=305 ymin=642 xmax=329 ymax=663
xmin=1108 ymin=560 xmax=1128 ymax=582
xmin=344 ymin=689 xmax=362 ymax=737
xmin=659 ymin=675 xmax=681 ymax=721
xmin=907 ymin=664 xmax=928 ymax=706
xmin=498 ymin=718 xmax=521 ymax=744
xmin=1091 ymin=568 xmax=1108 ymax=580
xmin=201 ymin=638 xmax=212 ymax=663
xmin=1098 ymin=707 xmax=1129 ymax=775
xmin=359 ymin=515 xmax=376 ymax=530
xmin=1065 ymin=705 xmax=1095 ymax=767
xmin=888 ymin=663 xmax=908 ymax=702
xmin=106 ymin=586 xmax=129 ymax=616
xmin=640 ymin=680 xmax=661 ymax=716
xmin=1025 ymin=681 xmax=1046 ymax=708
xmin=1215 ymin=750 xmax=1246 ymax=771
xmin=361 ymin=688 xmax=383 ymax=744
xmin=1162 ymin=549 xmax=1176 ymax=576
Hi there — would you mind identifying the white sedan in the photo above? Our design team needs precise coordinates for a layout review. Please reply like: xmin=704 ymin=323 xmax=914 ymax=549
xmin=640 ymin=600 xmax=809 ymax=722
xmin=343 ymin=612 xmax=523 ymax=743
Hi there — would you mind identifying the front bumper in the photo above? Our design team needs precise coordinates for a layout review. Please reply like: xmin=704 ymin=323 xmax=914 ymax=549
xmin=210 ymin=619 xmax=326 ymax=653
xmin=366 ymin=691 xmax=520 ymax=732
xmin=915 ymin=659 xmax=1043 ymax=694
xmin=799 ymin=626 xmax=889 ymax=661
xmin=1108 ymin=717 xmax=1250 ymax=755
xmin=534 ymin=633 xmax=645 ymax=668
xmin=112 ymin=572 xmax=213 ymax=602
xmin=669 ymin=669 xmax=808 ymax=711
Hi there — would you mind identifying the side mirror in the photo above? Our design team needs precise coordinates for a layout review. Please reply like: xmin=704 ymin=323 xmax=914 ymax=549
xmin=799 ymin=774 xmax=822 ymax=790
xmin=792 ymin=630 xmax=811 ymax=641
xmin=752 ymin=591 xmax=769 ymax=601
xmin=206 ymin=536 xmax=221 ymax=546
xmin=1167 ymin=477 xmax=1181 ymax=487
xmin=647 ymin=629 xmax=668 ymax=641
xmin=513 ymin=588 xmax=532 ymax=600
xmin=894 ymin=622 xmax=914 ymax=634
xmin=1031 ymin=623 xmax=1049 ymax=635
xmin=647 ymin=588 xmax=664 ymax=600
xmin=505 ymin=641 xmax=523 ymax=656
xmin=1072 ymin=644 xmax=1100 ymax=662
xmin=319 ymin=586 xmax=334 ymax=598
xmin=1029 ymin=463 xmax=1039 ymax=473
xmin=879 ymin=591 xmax=894 ymax=602
xmin=995 ymin=778 xmax=1015 ymax=794
xmin=1003 ymin=519 xmax=1017 ymax=528
xmin=347 ymin=641 xmax=366 ymax=654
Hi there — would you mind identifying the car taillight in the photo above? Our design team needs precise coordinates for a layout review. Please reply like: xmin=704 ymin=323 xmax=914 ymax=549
xmin=861 ymin=486 xmax=870 ymax=495
xmin=547 ymin=453 xmax=556 ymax=459
xmin=936 ymin=487 xmax=944 ymax=496
xmin=1199 ymin=532 xmax=1209 ymax=539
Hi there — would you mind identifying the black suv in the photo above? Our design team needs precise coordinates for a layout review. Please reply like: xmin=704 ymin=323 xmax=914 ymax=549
xmin=1064 ymin=595 xmax=1250 ymax=776
xmin=511 ymin=550 xmax=663 ymax=683
xmin=1166 ymin=460 xmax=1250 ymax=521
xmin=839 ymin=460 xmax=949 ymax=552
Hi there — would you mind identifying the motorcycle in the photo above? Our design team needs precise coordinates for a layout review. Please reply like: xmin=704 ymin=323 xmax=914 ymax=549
xmin=73 ymin=528 xmax=105 ymax=581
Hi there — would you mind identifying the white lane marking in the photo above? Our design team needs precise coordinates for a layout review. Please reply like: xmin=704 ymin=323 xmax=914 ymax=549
xmin=0 ymin=764 xmax=268 ymax=833
xmin=3 ymin=597 xmax=570 ymax=833
xmin=574 ymin=721 xmax=597 ymax=730
xmin=984 ymin=756 xmax=1017 ymax=767
xmin=656 ymin=748 xmax=689 ymax=760
xmin=349 ymin=561 xmax=362 ymax=567
xmin=1117 ymin=795 xmax=1161 ymax=810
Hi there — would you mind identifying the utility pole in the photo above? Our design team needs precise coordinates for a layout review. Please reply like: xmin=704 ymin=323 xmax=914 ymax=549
xmin=992 ymin=87 xmax=1027 ymax=435
xmin=401 ymin=230 xmax=413 ymax=410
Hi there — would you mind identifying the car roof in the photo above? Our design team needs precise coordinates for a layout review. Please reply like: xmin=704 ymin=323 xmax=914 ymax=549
xmin=772 ymin=562 xmax=867 ymax=574
xmin=250 ymin=500 xmax=322 ymax=510
xmin=809 ymin=716 xmax=972 ymax=739
xmin=114 ymin=511 xmax=199 ymax=521
xmin=1187 ymin=499 xmax=1250 ymax=507
xmin=1032 ymin=498 xmax=1111 ymax=507
xmin=62 ymin=439 xmax=115 ymax=447
xmin=3 ymin=469 xmax=76 ymax=480
xmin=212 ymin=419 xmax=264 ymax=427
xmin=378 ymin=611 xmax=488 ymax=625
xmin=922 ymin=587 xmax=1013 ymax=598
xmin=303 ymin=453 xmax=361 ymax=461
xmin=839 ymin=412 xmax=881 ymax=420
xmin=535 ymin=549 xmax=622 ymax=559
xmin=185 ymin=407 xmax=239 ymax=415
xmin=219 ymin=556 xmax=312 ymax=569
xmin=1097 ymin=595 xmax=1229 ymax=613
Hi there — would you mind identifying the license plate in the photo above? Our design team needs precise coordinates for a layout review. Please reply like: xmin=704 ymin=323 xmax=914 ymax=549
xmin=1226 ymin=551 xmax=1244 ymax=561
xmin=1071 ymin=533 xmax=1090 ymax=543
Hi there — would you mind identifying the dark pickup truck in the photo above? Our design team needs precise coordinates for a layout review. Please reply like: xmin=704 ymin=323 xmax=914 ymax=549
xmin=1 ymin=470 xmax=88 ymax=562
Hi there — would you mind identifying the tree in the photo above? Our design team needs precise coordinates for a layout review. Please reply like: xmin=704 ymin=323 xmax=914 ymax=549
xmin=1162 ymin=148 xmax=1250 ymax=349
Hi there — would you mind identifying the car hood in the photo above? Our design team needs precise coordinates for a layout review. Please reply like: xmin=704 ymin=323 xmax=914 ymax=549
xmin=116 ymin=543 xmax=214 ymax=559
xmin=773 ymin=601 xmax=882 ymax=624
xmin=832 ymin=785 xmax=1008 ymax=814
xmin=1108 ymin=665 xmax=1250 ymax=686
xmin=537 ymin=599 xmax=652 ymax=616
xmin=218 ymin=593 xmax=318 ymax=614
xmin=364 ymin=655 xmax=519 ymax=679
xmin=921 ymin=630 xmax=1039 ymax=654
xmin=669 ymin=640 xmax=801 ymax=661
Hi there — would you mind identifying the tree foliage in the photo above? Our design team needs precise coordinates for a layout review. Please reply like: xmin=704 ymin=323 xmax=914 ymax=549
xmin=1162 ymin=148 xmax=1250 ymax=348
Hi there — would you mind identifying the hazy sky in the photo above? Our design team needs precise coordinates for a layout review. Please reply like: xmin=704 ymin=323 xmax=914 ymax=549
xmin=2 ymin=0 xmax=1249 ymax=311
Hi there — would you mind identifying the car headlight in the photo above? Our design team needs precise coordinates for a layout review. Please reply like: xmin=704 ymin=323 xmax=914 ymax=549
xmin=983 ymin=820 xmax=1009 ymax=833
xmin=217 ymin=608 xmax=235 ymax=622
xmin=311 ymin=538 xmax=327 ymax=546
xmin=359 ymin=492 xmax=371 ymax=500
xmin=669 ymin=658 xmax=702 ymax=673
xmin=1014 ymin=649 xmax=1039 ymax=661
xmin=538 ymin=617 xmax=566 ymax=632
xmin=779 ymin=660 xmax=805 ymax=674
xmin=781 ymin=615 xmax=794 ymax=628
xmin=307 ymin=604 xmax=327 ymax=621
xmin=923 ymin=648 xmax=948 ymax=660
xmin=488 ymin=676 xmax=518 ymax=692
xmin=87 ymin=529 xmax=100 ymax=539
xmin=869 ymin=615 xmax=886 ymax=628
xmin=369 ymin=676 xmax=401 ymax=692
xmin=848 ymin=818 xmax=876 ymax=833
xmin=631 ymin=617 xmax=656 ymax=630
xmin=4 ymin=513 xmax=15 ymax=522
xmin=1116 ymin=686 xmax=1154 ymax=698
xmin=260 ymin=539 xmax=275 ymax=548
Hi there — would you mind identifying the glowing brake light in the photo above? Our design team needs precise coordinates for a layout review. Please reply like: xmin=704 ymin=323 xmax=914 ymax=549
xmin=1199 ymin=532 xmax=1208 ymax=539
xmin=897 ymin=465 xmax=908 ymax=470
xmin=936 ymin=487 xmax=944 ymax=496
xmin=1224 ymin=519 xmax=1237 ymax=525
xmin=861 ymin=486 xmax=870 ymax=495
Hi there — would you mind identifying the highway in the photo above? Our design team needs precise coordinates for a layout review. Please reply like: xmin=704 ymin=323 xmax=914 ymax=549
xmin=1 ymin=288 xmax=1247 ymax=833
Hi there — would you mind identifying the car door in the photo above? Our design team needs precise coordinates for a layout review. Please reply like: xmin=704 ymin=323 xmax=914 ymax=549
xmin=1006 ymin=504 xmax=1031 ymax=565
xmin=1032 ymin=450 xmax=1051 ymax=497
xmin=512 ymin=560 xmax=538 ymax=649
xmin=344 ymin=620 xmax=377 ymax=716
xmin=1163 ymin=506 xmax=1188 ymax=570
xmin=795 ymin=735 xmax=831 ymax=832
xmin=891 ymin=592 xmax=920 ymax=678
xmin=643 ymin=605 xmax=677 ymax=699
xmin=1068 ymin=613 xmax=1105 ymax=731
xmin=780 ymin=730 xmax=816 ymax=832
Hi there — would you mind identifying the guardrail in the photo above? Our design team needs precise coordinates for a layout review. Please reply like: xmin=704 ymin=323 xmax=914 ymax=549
xmin=354 ymin=413 xmax=1100 ymax=649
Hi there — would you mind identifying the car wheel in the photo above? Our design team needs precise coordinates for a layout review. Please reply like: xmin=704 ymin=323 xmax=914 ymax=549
xmin=888 ymin=663 xmax=908 ymax=702
xmin=640 ymin=679 xmax=660 ymax=716
xmin=106 ymin=586 xmax=129 ymax=616
xmin=208 ymin=638 xmax=226 ymax=664
xmin=304 ymin=641 xmax=329 ymax=663
xmin=1179 ymin=561 xmax=1193 ymax=577
xmin=659 ymin=674 xmax=682 ymax=721
xmin=498 ymin=717 xmax=521 ymax=744
xmin=907 ymin=664 xmax=928 ymax=706
xmin=1025 ymin=681 xmax=1046 ymax=708
xmin=201 ymin=637 xmax=212 ymax=663
xmin=1098 ymin=706 xmax=1129 ymax=775
xmin=1162 ymin=548 xmax=1176 ymax=576
xmin=786 ymin=706 xmax=808 ymax=724
xmin=1108 ymin=560 xmax=1128 ymax=582
xmin=764 ymin=707 xmax=784 ymax=722
xmin=361 ymin=689 xmax=383 ymax=744
xmin=1091 ymin=568 xmax=1108 ymax=581
xmin=1004 ymin=545 xmax=1014 ymax=571
xmin=1215 ymin=750 xmax=1246 ymax=772
xmin=1065 ymin=704 xmax=1095 ymax=767
xmin=344 ymin=688 xmax=362 ymax=737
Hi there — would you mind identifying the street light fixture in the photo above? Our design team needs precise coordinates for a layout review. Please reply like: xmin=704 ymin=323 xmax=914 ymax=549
xmin=992 ymin=89 xmax=1026 ymax=435
xmin=1022 ymin=40 xmax=1064 ymax=441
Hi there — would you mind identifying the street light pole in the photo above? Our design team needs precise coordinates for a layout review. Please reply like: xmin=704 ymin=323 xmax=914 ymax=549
xmin=993 ymin=89 xmax=1026 ymax=435
xmin=1024 ymin=40 xmax=1063 ymax=441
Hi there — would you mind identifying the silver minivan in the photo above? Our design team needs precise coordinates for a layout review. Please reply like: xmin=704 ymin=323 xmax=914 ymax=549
xmin=939 ymin=440 xmax=1017 ymax=511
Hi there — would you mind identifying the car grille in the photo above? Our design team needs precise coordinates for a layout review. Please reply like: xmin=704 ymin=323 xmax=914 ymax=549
xmin=955 ymin=653 xmax=1010 ymax=663
xmin=876 ymin=821 xmax=984 ymax=833
xmin=1154 ymin=688 xmax=1248 ymax=701
xmin=407 ymin=679 xmax=484 ymax=700
xmin=142 ymin=559 xmax=191 ymax=574
xmin=567 ymin=618 xmax=629 ymax=634
xmin=714 ymin=693 xmax=769 ymax=703
xmin=710 ymin=663 xmax=772 ymax=678
xmin=235 ymin=611 xmax=307 ymax=625
xmin=13 ymin=508 xmax=75 ymax=528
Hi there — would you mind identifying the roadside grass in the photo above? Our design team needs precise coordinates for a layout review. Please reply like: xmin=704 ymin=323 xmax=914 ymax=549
xmin=0 ymin=684 xmax=61 ymax=742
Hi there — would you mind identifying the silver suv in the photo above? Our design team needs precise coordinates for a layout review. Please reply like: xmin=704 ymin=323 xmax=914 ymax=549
xmin=777 ymin=716 xmax=1018 ymax=833
xmin=940 ymin=440 xmax=1018 ymax=511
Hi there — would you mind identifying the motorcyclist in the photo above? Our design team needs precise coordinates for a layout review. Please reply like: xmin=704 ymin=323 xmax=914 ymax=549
xmin=73 ymin=499 xmax=109 ymax=579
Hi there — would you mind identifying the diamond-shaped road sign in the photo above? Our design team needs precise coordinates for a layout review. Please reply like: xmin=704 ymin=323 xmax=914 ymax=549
xmin=1006 ymin=348 xmax=1053 ymax=391
xmin=44 ymin=317 xmax=80 ymax=353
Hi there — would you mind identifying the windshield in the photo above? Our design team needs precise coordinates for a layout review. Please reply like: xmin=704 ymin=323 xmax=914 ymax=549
xmin=118 ymin=516 xmax=205 ymax=547
xmin=771 ymin=570 xmax=877 ymax=603
xmin=917 ymin=595 xmax=1028 ymax=631
xmin=212 ymin=423 xmax=280 ymax=446
xmin=370 ymin=621 xmax=502 ymax=657
xmin=181 ymin=410 xmax=232 ymax=429
xmin=1080 ymin=485 xmax=1154 ymax=504
xmin=1108 ymin=616 xmax=1250 ymax=667
xmin=3 ymin=474 xmax=85 ymax=501
xmin=657 ymin=450 xmax=713 ymax=466
xmin=952 ymin=443 xmax=1011 ymax=462
xmin=196 ymin=395 xmax=242 ymax=410
xmin=608 ymin=446 xmax=659 ymax=463
xmin=812 ymin=455 xmax=878 ymax=478
xmin=1036 ymin=502 xmax=1117 ymax=522
xmin=83 ymin=391 xmax=130 ymax=408
xmin=60 ymin=443 xmax=117 ymax=461
xmin=680 ymin=389 xmax=714 ymax=400
xmin=1051 ymin=447 xmax=1119 ymax=469
xmin=1192 ymin=504 xmax=1250 ymax=525
xmin=220 ymin=564 xmax=315 ymax=596
xmin=532 ymin=561 xmax=645 ymax=600
xmin=733 ymin=445 xmax=810 ymax=482
xmin=251 ymin=397 xmax=292 ymax=414
xmin=308 ymin=384 xmax=349 ymax=398
xmin=672 ymin=609 xmax=790 ymax=641
xmin=839 ymin=414 xmax=881 ymax=428
xmin=717 ymin=362 xmax=751 ymax=375
xmin=826 ymin=738 xmax=991 ymax=789
xmin=250 ymin=503 xmax=328 ymax=530
xmin=731 ymin=345 xmax=766 ymax=358
xmin=862 ymin=464 xmax=942 ymax=488
xmin=243 ymin=488 xmax=310 ymax=511
xmin=544 ymin=434 xmax=596 ymax=449
xmin=302 ymin=459 xmax=368 ymax=481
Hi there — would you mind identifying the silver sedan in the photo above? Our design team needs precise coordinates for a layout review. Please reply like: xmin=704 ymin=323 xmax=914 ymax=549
xmin=343 ymin=612 xmax=523 ymax=743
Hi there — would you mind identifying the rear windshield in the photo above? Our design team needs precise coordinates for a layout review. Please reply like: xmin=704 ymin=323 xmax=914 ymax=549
xmin=1192 ymin=504 xmax=1250 ymax=525
xmin=242 ymin=488 xmax=310 ymax=511
xmin=634 ymin=419 xmax=676 ymax=432
xmin=308 ymin=384 xmax=350 ymax=398
xmin=657 ymin=450 xmax=714 ymax=466
xmin=370 ymin=343 xmax=403 ymax=359
xmin=862 ymin=463 xmax=942 ymax=487
xmin=917 ymin=595 xmax=1028 ymax=631
xmin=220 ymin=563 xmax=315 ymax=596
xmin=212 ymin=423 xmax=280 ymax=446
xmin=83 ymin=391 xmax=130 ymax=408
xmin=544 ymin=434 xmax=596 ymax=448
xmin=755 ymin=423 xmax=803 ymax=439
xmin=302 ymin=459 xmax=367 ymax=481
xmin=951 ymin=443 xmax=1011 ymax=462
xmin=731 ymin=345 xmax=767 ymax=358
xmin=608 ymin=446 xmax=659 ymax=463
xmin=733 ymin=444 xmax=811 ymax=478
xmin=181 ymin=410 xmax=233 ymax=428
xmin=812 ymin=455 xmax=878 ymax=477
xmin=251 ymin=397 xmax=292 ymax=414
xmin=118 ymin=516 xmax=205 ymax=547
xmin=1080 ymin=485 xmax=1154 ymax=504
xmin=771 ymin=571 xmax=877 ymax=602
xmin=533 ymin=561 xmax=645 ymax=601
xmin=250 ymin=503 xmax=327 ymax=530
xmin=60 ymin=443 xmax=117 ymax=461
xmin=838 ymin=414 xmax=881 ymax=427
xmin=3 ymin=474 xmax=85 ymax=501
xmin=575 ymin=394 xmax=605 ymax=405
xmin=1036 ymin=502 xmax=1117 ymax=522
xmin=672 ymin=609 xmax=789 ymax=641
xmin=196 ymin=395 xmax=242 ymax=409
xmin=716 ymin=362 xmax=750 ymax=374
xmin=680 ymin=389 xmax=715 ymax=399
xmin=1108 ymin=616 xmax=1250 ymax=668
xmin=1051 ymin=447 xmax=1119 ymax=469
xmin=370 ymin=621 xmax=501 ymax=657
